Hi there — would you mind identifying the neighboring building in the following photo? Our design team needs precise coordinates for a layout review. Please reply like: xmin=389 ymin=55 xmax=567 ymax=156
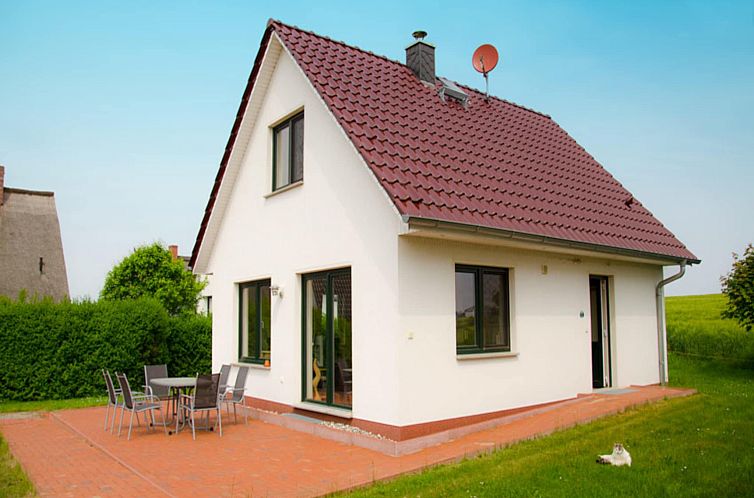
xmin=0 ymin=165 xmax=69 ymax=301
xmin=169 ymin=243 xmax=212 ymax=314
xmin=190 ymin=21 xmax=698 ymax=440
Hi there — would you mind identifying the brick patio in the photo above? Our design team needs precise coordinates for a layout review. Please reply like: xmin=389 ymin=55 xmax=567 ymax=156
xmin=0 ymin=385 xmax=693 ymax=497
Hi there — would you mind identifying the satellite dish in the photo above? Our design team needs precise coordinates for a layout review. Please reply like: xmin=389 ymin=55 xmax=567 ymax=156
xmin=472 ymin=44 xmax=499 ymax=74
xmin=472 ymin=44 xmax=499 ymax=100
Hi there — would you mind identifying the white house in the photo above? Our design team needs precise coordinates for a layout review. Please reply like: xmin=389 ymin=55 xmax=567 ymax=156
xmin=190 ymin=20 xmax=698 ymax=440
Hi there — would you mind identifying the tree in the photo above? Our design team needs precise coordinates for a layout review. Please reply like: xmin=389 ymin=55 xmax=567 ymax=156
xmin=721 ymin=243 xmax=754 ymax=331
xmin=101 ymin=243 xmax=205 ymax=315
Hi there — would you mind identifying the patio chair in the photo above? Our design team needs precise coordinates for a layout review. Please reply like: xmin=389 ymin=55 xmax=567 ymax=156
xmin=144 ymin=364 xmax=170 ymax=399
xmin=116 ymin=372 xmax=168 ymax=440
xmin=224 ymin=366 xmax=249 ymax=424
xmin=178 ymin=373 xmax=222 ymax=440
xmin=218 ymin=364 xmax=231 ymax=399
xmin=102 ymin=369 xmax=121 ymax=433
xmin=334 ymin=360 xmax=352 ymax=394
xmin=144 ymin=363 xmax=173 ymax=417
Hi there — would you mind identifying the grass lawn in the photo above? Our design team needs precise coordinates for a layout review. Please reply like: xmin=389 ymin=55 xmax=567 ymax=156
xmin=344 ymin=294 xmax=754 ymax=497
xmin=344 ymin=355 xmax=753 ymax=497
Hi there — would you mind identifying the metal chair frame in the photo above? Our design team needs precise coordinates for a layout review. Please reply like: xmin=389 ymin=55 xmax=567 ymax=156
xmin=178 ymin=373 xmax=223 ymax=440
xmin=102 ymin=369 xmax=122 ymax=433
xmin=218 ymin=364 xmax=231 ymax=399
xmin=116 ymin=372 xmax=168 ymax=440
xmin=224 ymin=366 xmax=250 ymax=424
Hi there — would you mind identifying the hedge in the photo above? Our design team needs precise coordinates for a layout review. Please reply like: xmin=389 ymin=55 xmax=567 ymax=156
xmin=0 ymin=298 xmax=211 ymax=401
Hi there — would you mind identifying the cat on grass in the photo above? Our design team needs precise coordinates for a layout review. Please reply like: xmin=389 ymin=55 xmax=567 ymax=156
xmin=596 ymin=443 xmax=632 ymax=467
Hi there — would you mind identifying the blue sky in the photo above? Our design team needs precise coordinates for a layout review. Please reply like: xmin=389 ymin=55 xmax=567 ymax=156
xmin=1 ymin=0 xmax=752 ymax=298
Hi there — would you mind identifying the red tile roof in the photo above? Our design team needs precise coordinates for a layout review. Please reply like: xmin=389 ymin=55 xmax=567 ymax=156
xmin=191 ymin=21 xmax=697 ymax=267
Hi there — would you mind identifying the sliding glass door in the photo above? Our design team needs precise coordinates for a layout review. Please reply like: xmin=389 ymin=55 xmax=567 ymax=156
xmin=302 ymin=268 xmax=352 ymax=408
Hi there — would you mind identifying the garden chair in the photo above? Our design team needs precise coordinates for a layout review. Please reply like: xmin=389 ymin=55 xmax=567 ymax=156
xmin=116 ymin=372 xmax=167 ymax=440
xmin=101 ymin=369 xmax=121 ymax=433
xmin=178 ymin=373 xmax=222 ymax=440
xmin=144 ymin=363 xmax=173 ymax=416
xmin=144 ymin=364 xmax=170 ymax=398
xmin=224 ymin=366 xmax=249 ymax=424
xmin=218 ymin=364 xmax=231 ymax=399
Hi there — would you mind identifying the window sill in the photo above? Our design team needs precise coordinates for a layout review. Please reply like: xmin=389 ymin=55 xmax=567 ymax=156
xmin=264 ymin=180 xmax=303 ymax=198
xmin=232 ymin=362 xmax=270 ymax=371
xmin=294 ymin=402 xmax=352 ymax=419
xmin=456 ymin=351 xmax=519 ymax=361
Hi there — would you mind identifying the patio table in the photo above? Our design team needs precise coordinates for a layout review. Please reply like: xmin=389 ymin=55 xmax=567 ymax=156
xmin=151 ymin=377 xmax=196 ymax=433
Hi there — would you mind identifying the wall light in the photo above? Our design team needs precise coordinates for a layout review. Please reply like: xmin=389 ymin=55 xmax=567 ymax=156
xmin=271 ymin=285 xmax=283 ymax=298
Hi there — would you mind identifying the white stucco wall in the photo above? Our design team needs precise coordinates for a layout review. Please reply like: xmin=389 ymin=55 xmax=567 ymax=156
xmin=203 ymin=42 xmax=405 ymax=425
xmin=394 ymin=236 xmax=663 ymax=426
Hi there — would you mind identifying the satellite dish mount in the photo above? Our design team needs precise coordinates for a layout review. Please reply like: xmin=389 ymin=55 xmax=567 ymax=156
xmin=472 ymin=44 xmax=499 ymax=100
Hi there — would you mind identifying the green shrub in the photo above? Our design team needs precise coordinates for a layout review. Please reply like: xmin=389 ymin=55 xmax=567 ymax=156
xmin=0 ymin=298 xmax=211 ymax=401
xmin=721 ymin=243 xmax=754 ymax=331
xmin=100 ymin=243 xmax=206 ymax=316
xmin=666 ymin=294 xmax=754 ymax=364
xmin=165 ymin=314 xmax=212 ymax=377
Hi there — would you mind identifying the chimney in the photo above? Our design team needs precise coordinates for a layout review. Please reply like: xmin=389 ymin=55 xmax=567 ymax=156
xmin=406 ymin=30 xmax=435 ymax=83
xmin=169 ymin=244 xmax=178 ymax=261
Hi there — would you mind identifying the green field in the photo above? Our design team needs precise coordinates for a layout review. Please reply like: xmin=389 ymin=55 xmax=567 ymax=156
xmin=666 ymin=294 xmax=754 ymax=363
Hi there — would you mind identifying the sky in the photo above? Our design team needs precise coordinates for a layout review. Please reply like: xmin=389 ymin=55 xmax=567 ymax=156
xmin=1 ymin=0 xmax=752 ymax=298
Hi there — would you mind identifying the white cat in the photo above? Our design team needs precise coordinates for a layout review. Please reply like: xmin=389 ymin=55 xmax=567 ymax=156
xmin=596 ymin=443 xmax=632 ymax=467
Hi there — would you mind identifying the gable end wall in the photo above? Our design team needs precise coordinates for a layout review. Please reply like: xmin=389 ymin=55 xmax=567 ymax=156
xmin=204 ymin=48 xmax=405 ymax=425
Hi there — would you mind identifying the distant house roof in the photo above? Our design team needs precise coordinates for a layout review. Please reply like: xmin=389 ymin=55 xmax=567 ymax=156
xmin=0 ymin=166 xmax=69 ymax=300
xmin=191 ymin=20 xmax=698 ymax=266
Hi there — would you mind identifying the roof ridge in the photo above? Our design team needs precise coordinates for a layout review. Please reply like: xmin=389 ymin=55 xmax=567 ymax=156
xmin=270 ymin=19 xmax=552 ymax=121
xmin=445 ymin=77 xmax=552 ymax=120
xmin=3 ymin=187 xmax=55 ymax=197
xmin=269 ymin=19 xmax=406 ymax=68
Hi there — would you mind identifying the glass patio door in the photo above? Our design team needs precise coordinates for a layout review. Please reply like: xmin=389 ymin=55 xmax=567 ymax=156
xmin=302 ymin=268 xmax=352 ymax=408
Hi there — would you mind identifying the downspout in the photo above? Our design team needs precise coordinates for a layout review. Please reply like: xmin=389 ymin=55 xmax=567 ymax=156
xmin=656 ymin=261 xmax=687 ymax=385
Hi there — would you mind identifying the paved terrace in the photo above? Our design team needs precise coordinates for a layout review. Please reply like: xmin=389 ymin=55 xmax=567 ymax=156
xmin=0 ymin=385 xmax=693 ymax=497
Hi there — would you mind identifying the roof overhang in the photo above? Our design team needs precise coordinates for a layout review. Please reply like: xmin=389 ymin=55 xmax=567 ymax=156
xmin=402 ymin=216 xmax=701 ymax=266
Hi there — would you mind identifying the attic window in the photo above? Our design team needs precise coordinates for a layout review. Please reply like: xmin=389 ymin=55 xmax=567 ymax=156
xmin=273 ymin=111 xmax=304 ymax=191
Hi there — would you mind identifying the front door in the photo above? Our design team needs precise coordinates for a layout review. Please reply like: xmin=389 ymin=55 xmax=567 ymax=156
xmin=589 ymin=276 xmax=611 ymax=388
xmin=302 ymin=268 xmax=352 ymax=408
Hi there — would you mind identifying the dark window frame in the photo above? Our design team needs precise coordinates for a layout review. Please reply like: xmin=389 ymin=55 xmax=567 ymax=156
xmin=455 ymin=264 xmax=511 ymax=354
xmin=272 ymin=111 xmax=304 ymax=191
xmin=300 ymin=267 xmax=352 ymax=409
xmin=238 ymin=279 xmax=272 ymax=364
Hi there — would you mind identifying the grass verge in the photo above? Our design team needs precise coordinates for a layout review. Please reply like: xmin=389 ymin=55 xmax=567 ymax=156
xmin=0 ymin=397 xmax=106 ymax=414
xmin=0 ymin=433 xmax=34 ymax=497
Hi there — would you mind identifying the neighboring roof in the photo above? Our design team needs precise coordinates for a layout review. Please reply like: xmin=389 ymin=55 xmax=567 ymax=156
xmin=191 ymin=20 xmax=698 ymax=266
xmin=0 ymin=186 xmax=70 ymax=301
